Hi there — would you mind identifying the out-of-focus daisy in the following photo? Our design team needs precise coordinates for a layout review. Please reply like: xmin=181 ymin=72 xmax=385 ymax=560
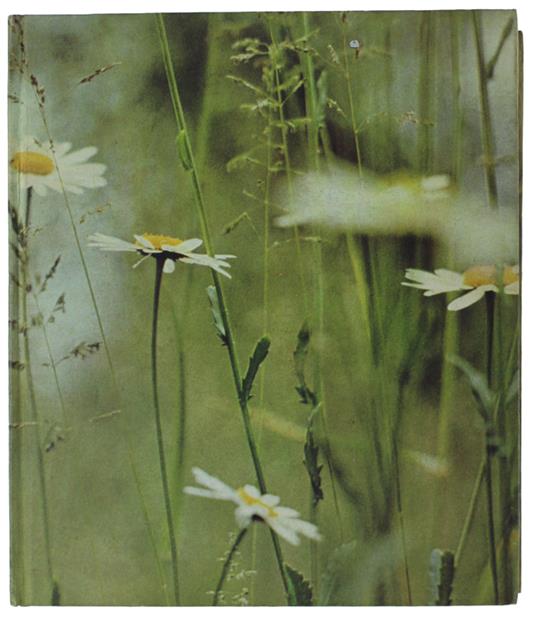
xmin=274 ymin=161 xmax=519 ymax=266
xmin=184 ymin=467 xmax=321 ymax=545
xmin=88 ymin=232 xmax=235 ymax=277
xmin=402 ymin=264 xmax=519 ymax=311
xmin=9 ymin=136 xmax=107 ymax=196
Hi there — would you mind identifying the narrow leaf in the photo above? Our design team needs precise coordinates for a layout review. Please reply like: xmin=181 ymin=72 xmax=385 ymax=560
xmin=429 ymin=548 xmax=455 ymax=605
xmin=293 ymin=322 xmax=317 ymax=405
xmin=176 ymin=130 xmax=193 ymax=171
xmin=304 ymin=404 xmax=324 ymax=506
xmin=207 ymin=285 xmax=227 ymax=345
xmin=448 ymin=354 xmax=494 ymax=420
xmin=241 ymin=336 xmax=270 ymax=403
xmin=285 ymin=564 xmax=313 ymax=606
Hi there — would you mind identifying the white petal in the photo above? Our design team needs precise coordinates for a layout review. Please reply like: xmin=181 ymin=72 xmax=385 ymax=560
xmin=59 ymin=146 xmax=98 ymax=165
xmin=260 ymin=494 xmax=280 ymax=507
xmin=163 ymin=259 xmax=176 ymax=274
xmin=504 ymin=281 xmax=519 ymax=295
xmin=447 ymin=285 xmax=497 ymax=311
xmin=190 ymin=467 xmax=236 ymax=500
xmin=183 ymin=486 xmax=220 ymax=499
xmin=234 ymin=506 xmax=255 ymax=529
xmin=266 ymin=518 xmax=300 ymax=545
xmin=88 ymin=233 xmax=138 ymax=252
xmin=167 ymin=238 xmax=203 ymax=253
xmin=242 ymin=484 xmax=261 ymax=499
xmin=134 ymin=234 xmax=155 ymax=250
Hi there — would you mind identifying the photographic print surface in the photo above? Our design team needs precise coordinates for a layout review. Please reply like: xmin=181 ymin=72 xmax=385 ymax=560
xmin=8 ymin=10 xmax=520 ymax=606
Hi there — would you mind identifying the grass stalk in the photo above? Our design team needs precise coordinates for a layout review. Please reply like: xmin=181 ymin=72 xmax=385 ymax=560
xmin=20 ymin=188 xmax=57 ymax=604
xmin=155 ymin=13 xmax=291 ymax=603
xmin=212 ymin=528 xmax=248 ymax=605
xmin=472 ymin=10 xmax=498 ymax=209
xmin=454 ymin=457 xmax=486 ymax=567
xmin=341 ymin=17 xmax=412 ymax=602
xmin=151 ymin=256 xmax=181 ymax=605
xmin=267 ymin=18 xmax=308 ymax=307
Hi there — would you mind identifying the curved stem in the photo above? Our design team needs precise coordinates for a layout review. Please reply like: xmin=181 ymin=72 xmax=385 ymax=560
xmin=21 ymin=188 xmax=57 ymax=604
xmin=151 ymin=256 xmax=180 ymax=605
xmin=455 ymin=457 xmax=486 ymax=566
xmin=212 ymin=528 xmax=248 ymax=606
xmin=156 ymin=14 xmax=291 ymax=603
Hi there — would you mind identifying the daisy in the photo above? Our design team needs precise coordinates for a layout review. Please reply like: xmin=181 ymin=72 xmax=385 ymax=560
xmin=88 ymin=232 xmax=235 ymax=277
xmin=9 ymin=136 xmax=106 ymax=196
xmin=184 ymin=467 xmax=321 ymax=545
xmin=402 ymin=264 xmax=519 ymax=311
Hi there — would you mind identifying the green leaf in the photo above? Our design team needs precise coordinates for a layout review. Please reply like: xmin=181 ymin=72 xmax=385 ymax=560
xmin=293 ymin=322 xmax=317 ymax=405
xmin=176 ymin=130 xmax=193 ymax=171
xmin=241 ymin=336 xmax=270 ymax=403
xmin=304 ymin=405 xmax=323 ymax=506
xmin=506 ymin=369 xmax=520 ymax=406
xmin=285 ymin=564 xmax=313 ymax=606
xmin=429 ymin=548 xmax=455 ymax=605
xmin=448 ymin=354 xmax=494 ymax=420
xmin=207 ymin=286 xmax=227 ymax=345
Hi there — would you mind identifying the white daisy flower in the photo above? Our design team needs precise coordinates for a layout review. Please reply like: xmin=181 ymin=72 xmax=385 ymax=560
xmin=184 ymin=467 xmax=321 ymax=546
xmin=88 ymin=232 xmax=235 ymax=278
xmin=9 ymin=136 xmax=107 ymax=196
xmin=402 ymin=264 xmax=519 ymax=311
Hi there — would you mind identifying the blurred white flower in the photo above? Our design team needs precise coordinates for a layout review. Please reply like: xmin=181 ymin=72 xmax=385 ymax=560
xmin=402 ymin=264 xmax=519 ymax=311
xmin=184 ymin=467 xmax=321 ymax=545
xmin=10 ymin=136 xmax=107 ymax=196
xmin=88 ymin=232 xmax=235 ymax=277
xmin=274 ymin=162 xmax=519 ymax=266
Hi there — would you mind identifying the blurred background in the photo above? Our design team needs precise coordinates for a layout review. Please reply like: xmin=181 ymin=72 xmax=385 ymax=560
xmin=9 ymin=10 xmax=519 ymax=605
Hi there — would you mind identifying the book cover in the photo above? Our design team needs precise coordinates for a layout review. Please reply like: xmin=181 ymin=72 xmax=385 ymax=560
xmin=8 ymin=10 xmax=521 ymax=606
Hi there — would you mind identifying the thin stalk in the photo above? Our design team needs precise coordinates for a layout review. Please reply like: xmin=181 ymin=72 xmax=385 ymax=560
xmin=341 ymin=20 xmax=412 ymax=599
xmin=449 ymin=12 xmax=464 ymax=185
xmin=151 ymin=256 xmax=180 ymax=605
xmin=212 ymin=528 xmax=248 ymax=606
xmin=30 ymin=93 xmax=167 ymax=599
xmin=472 ymin=11 xmax=498 ymax=209
xmin=454 ymin=457 xmax=486 ymax=566
xmin=417 ymin=12 xmax=435 ymax=174
xmin=21 ymin=188 xmax=57 ymax=604
xmin=484 ymin=293 xmax=500 ymax=604
xmin=267 ymin=19 xmax=307 ymax=307
xmin=156 ymin=14 xmax=291 ymax=602
xmin=301 ymin=11 xmax=344 ymax=545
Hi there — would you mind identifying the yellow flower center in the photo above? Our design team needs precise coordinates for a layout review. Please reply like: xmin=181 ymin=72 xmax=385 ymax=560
xmin=137 ymin=233 xmax=182 ymax=250
xmin=237 ymin=487 xmax=278 ymax=518
xmin=463 ymin=265 xmax=519 ymax=288
xmin=10 ymin=151 xmax=55 ymax=176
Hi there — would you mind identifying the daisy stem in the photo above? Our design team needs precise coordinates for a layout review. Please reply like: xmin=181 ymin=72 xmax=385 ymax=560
xmin=484 ymin=292 xmax=500 ymax=604
xmin=151 ymin=256 xmax=180 ymax=605
xmin=21 ymin=188 xmax=58 ymax=604
xmin=472 ymin=10 xmax=498 ymax=210
xmin=212 ymin=528 xmax=248 ymax=606
xmin=156 ymin=13 xmax=292 ymax=604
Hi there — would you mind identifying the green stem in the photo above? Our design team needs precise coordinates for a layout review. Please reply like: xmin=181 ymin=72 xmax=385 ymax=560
xmin=21 ymin=188 xmax=57 ymax=604
xmin=454 ymin=457 xmax=486 ymax=566
xmin=151 ymin=256 xmax=180 ymax=605
xmin=268 ymin=18 xmax=307 ymax=308
xmin=212 ymin=528 xmax=248 ymax=606
xmin=156 ymin=13 xmax=292 ymax=603
xmin=485 ymin=293 xmax=499 ymax=604
xmin=449 ymin=12 xmax=463 ymax=185
xmin=472 ymin=10 xmax=498 ymax=209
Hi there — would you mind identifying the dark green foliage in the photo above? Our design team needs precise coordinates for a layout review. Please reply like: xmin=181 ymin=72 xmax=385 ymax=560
xmin=241 ymin=336 xmax=270 ymax=403
xmin=429 ymin=548 xmax=455 ymax=605
xmin=304 ymin=405 xmax=323 ymax=506
xmin=285 ymin=564 xmax=313 ymax=606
